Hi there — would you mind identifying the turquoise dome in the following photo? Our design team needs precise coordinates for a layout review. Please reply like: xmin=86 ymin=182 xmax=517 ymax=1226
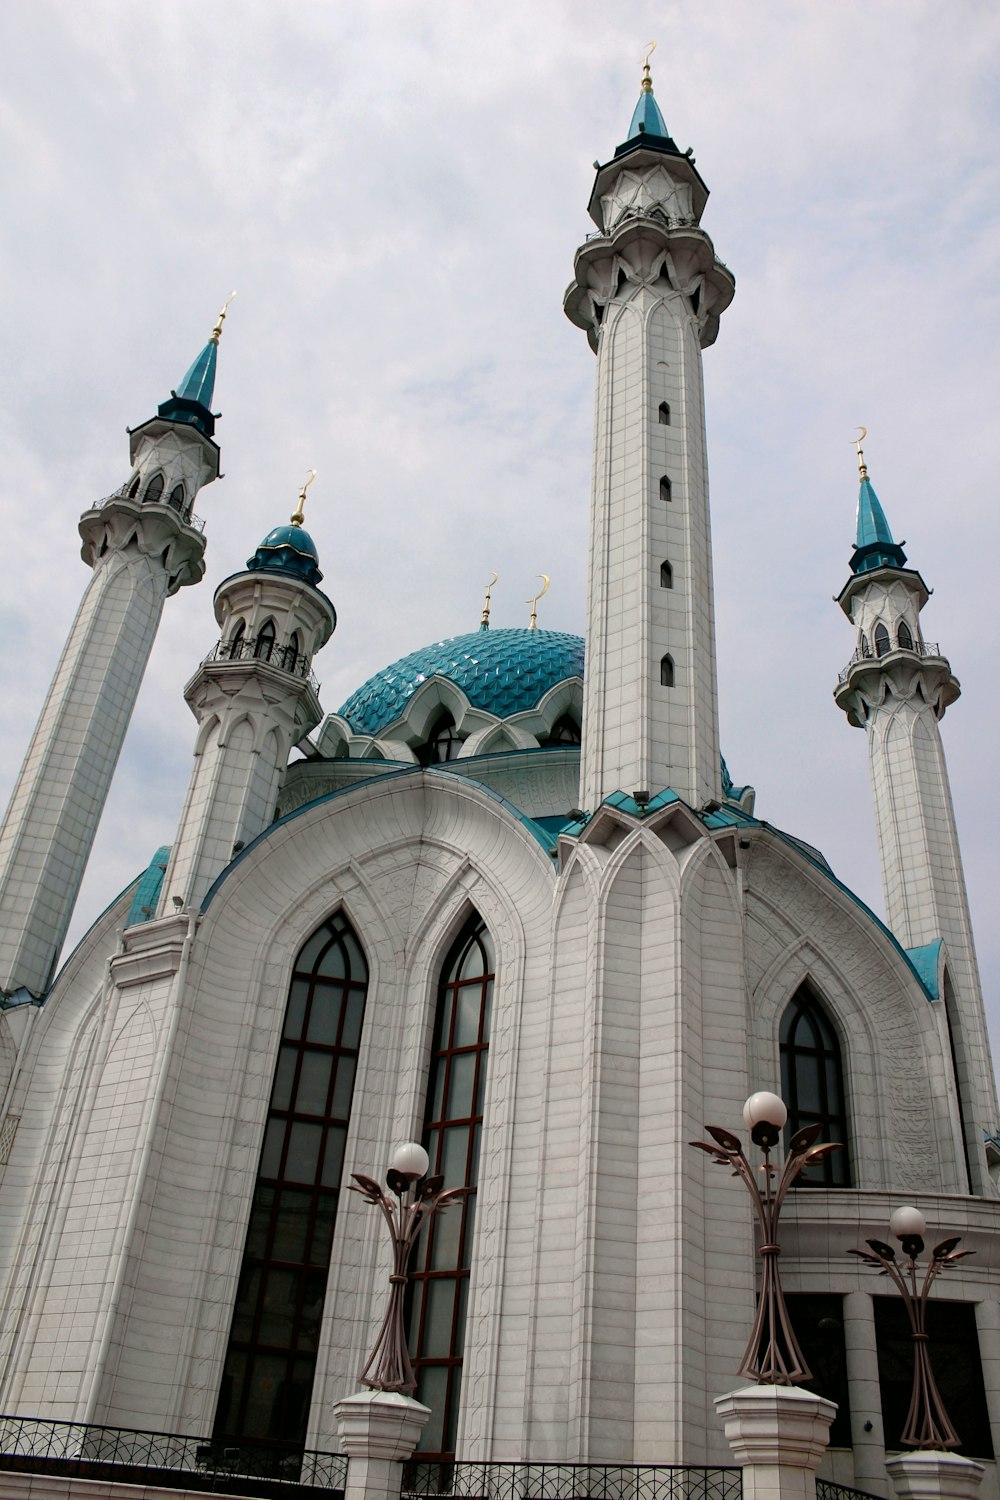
xmin=247 ymin=524 xmax=323 ymax=586
xmin=339 ymin=628 xmax=585 ymax=736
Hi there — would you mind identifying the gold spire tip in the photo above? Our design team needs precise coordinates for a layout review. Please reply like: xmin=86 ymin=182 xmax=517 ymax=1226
xmin=853 ymin=426 xmax=869 ymax=483
xmin=291 ymin=468 xmax=317 ymax=526
xmin=480 ymin=572 xmax=499 ymax=631
xmin=209 ymin=290 xmax=237 ymax=345
xmin=641 ymin=40 xmax=656 ymax=92
xmin=526 ymin=573 xmax=550 ymax=631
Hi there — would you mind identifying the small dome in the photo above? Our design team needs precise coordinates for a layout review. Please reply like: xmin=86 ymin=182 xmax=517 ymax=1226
xmin=247 ymin=524 xmax=323 ymax=586
xmin=339 ymin=627 xmax=585 ymax=737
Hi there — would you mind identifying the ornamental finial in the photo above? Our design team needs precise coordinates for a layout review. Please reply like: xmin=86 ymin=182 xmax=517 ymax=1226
xmin=854 ymin=426 xmax=869 ymax=483
xmin=526 ymin=574 xmax=550 ymax=631
xmin=641 ymin=40 xmax=656 ymax=93
xmin=291 ymin=468 xmax=317 ymax=526
xmin=480 ymin=572 xmax=499 ymax=631
xmin=209 ymin=291 xmax=237 ymax=346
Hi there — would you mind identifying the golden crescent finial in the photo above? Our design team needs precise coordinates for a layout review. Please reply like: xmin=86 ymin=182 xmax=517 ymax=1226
xmin=290 ymin=468 xmax=317 ymax=526
xmin=853 ymin=426 xmax=869 ymax=483
xmin=641 ymin=40 xmax=657 ymax=91
xmin=526 ymin=573 xmax=551 ymax=630
xmin=209 ymin=290 xmax=237 ymax=346
xmin=480 ymin=572 xmax=499 ymax=631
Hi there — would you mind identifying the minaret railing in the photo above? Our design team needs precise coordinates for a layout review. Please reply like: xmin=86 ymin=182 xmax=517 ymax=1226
xmin=202 ymin=636 xmax=319 ymax=692
xmin=837 ymin=639 xmax=942 ymax=683
xmin=92 ymin=482 xmax=206 ymax=534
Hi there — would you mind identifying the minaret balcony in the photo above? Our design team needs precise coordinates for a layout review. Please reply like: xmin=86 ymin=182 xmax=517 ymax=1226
xmin=837 ymin=639 xmax=942 ymax=684
xmin=93 ymin=482 xmax=206 ymax=534
xmin=202 ymin=635 xmax=319 ymax=692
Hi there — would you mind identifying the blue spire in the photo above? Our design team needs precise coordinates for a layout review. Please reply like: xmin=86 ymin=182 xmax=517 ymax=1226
xmin=156 ymin=294 xmax=233 ymax=440
xmin=616 ymin=51 xmax=680 ymax=156
xmin=849 ymin=439 xmax=907 ymax=574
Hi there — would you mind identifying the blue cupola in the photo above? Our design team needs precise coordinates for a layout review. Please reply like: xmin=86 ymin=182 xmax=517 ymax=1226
xmin=615 ymin=50 xmax=681 ymax=158
xmin=247 ymin=470 xmax=324 ymax=587
xmin=157 ymin=293 xmax=233 ymax=439
xmin=849 ymin=437 xmax=908 ymax=574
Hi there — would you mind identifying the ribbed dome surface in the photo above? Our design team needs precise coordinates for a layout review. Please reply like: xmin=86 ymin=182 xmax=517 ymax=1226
xmin=338 ymin=628 xmax=585 ymax=736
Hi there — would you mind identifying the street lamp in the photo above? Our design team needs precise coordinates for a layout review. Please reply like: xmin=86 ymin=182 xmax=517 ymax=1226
xmin=691 ymin=1091 xmax=841 ymax=1384
xmin=349 ymin=1142 xmax=466 ymax=1396
xmin=849 ymin=1206 xmax=973 ymax=1449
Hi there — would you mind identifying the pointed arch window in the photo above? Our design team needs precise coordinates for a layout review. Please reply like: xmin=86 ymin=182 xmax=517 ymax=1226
xmin=167 ymin=483 xmax=185 ymax=513
xmin=658 ymin=402 xmax=671 ymax=424
xmin=228 ymin=620 xmax=247 ymax=661
xmin=874 ymin=623 xmax=890 ymax=658
xmin=409 ymin=916 xmax=494 ymax=1458
xmin=660 ymin=654 xmax=674 ymax=687
xmin=542 ymin=713 xmax=581 ymax=746
xmin=417 ymin=712 xmax=463 ymax=766
xmin=214 ymin=912 xmax=369 ymax=1447
xmin=897 ymin=621 xmax=914 ymax=651
xmin=660 ymin=475 xmax=672 ymax=503
xmin=860 ymin=631 xmax=870 ymax=659
xmin=660 ymin=561 xmax=674 ymax=589
xmin=284 ymin=631 xmax=303 ymax=674
xmin=779 ymin=986 xmax=850 ymax=1186
xmin=127 ymin=473 xmax=141 ymax=498
xmin=255 ymin=619 xmax=277 ymax=662
xmin=144 ymin=473 xmax=165 ymax=503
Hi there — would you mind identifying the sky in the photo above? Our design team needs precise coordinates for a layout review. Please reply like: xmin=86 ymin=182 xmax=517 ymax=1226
xmin=2 ymin=2 xmax=1000 ymax=1063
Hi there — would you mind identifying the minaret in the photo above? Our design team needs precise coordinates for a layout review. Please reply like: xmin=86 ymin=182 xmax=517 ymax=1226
xmin=158 ymin=473 xmax=336 ymax=913
xmin=0 ymin=302 xmax=231 ymax=1000
xmin=833 ymin=434 xmax=997 ymax=1192
xmin=565 ymin=57 xmax=735 ymax=811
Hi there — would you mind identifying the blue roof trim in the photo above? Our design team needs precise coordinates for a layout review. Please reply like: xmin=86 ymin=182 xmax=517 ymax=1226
xmin=905 ymin=938 xmax=944 ymax=1001
xmin=200 ymin=765 xmax=559 ymax=913
xmin=40 ymin=869 xmax=150 ymax=1004
xmin=125 ymin=846 xmax=171 ymax=928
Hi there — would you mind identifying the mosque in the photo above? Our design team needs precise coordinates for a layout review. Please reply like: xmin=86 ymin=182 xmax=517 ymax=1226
xmin=0 ymin=60 xmax=997 ymax=1500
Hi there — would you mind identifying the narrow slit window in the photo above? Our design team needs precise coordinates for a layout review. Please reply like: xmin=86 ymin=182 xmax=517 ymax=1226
xmin=660 ymin=475 xmax=672 ymax=503
xmin=127 ymin=474 xmax=141 ymax=498
xmin=779 ymin=986 xmax=850 ymax=1187
xmin=228 ymin=621 xmax=247 ymax=660
xmin=874 ymin=623 xmax=890 ymax=657
xmin=660 ymin=654 xmax=674 ymax=687
xmin=660 ymin=561 xmax=673 ymax=589
xmin=658 ymin=402 xmax=671 ymax=424
xmin=167 ymin=483 xmax=185 ymax=513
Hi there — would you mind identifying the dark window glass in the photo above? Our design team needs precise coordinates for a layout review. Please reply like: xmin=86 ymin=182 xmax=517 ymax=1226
xmin=127 ymin=473 xmax=141 ymax=498
xmin=658 ymin=402 xmax=671 ymax=424
xmin=874 ymin=1297 xmax=993 ymax=1458
xmin=874 ymin=623 xmax=890 ymax=657
xmin=417 ymin=712 xmax=463 ymax=766
xmin=228 ymin=621 xmax=247 ymax=660
xmin=660 ymin=475 xmax=672 ymax=502
xmin=213 ymin=912 xmax=368 ymax=1448
xmin=284 ymin=631 xmax=302 ymax=673
xmin=144 ymin=473 xmax=165 ymax=503
xmin=168 ymin=483 xmax=185 ymax=512
xmin=409 ymin=917 xmax=495 ymax=1458
xmin=779 ymin=986 xmax=850 ymax=1186
xmin=660 ymin=654 xmax=674 ymax=688
xmin=660 ymin=561 xmax=673 ymax=589
xmin=786 ymin=1295 xmax=852 ymax=1447
xmin=860 ymin=631 xmax=870 ymax=658
xmin=897 ymin=621 xmax=914 ymax=650
xmin=542 ymin=714 xmax=581 ymax=747
xmin=255 ymin=620 xmax=276 ymax=662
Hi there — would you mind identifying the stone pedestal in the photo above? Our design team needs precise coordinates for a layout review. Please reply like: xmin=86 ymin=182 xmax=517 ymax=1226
xmin=334 ymin=1390 xmax=431 ymax=1500
xmin=886 ymin=1451 xmax=984 ymax=1500
xmin=715 ymin=1385 xmax=837 ymax=1500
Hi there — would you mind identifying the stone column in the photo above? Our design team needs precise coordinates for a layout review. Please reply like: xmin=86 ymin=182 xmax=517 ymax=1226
xmin=842 ymin=1291 xmax=888 ymax=1494
xmin=885 ymin=1452 xmax=983 ymax=1500
xmin=715 ymin=1385 xmax=836 ymax=1500
xmin=334 ymin=1391 xmax=431 ymax=1500
xmin=974 ymin=1298 xmax=1000 ymax=1465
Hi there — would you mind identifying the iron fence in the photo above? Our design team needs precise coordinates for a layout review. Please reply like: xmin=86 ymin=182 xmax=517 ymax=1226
xmin=0 ymin=1413 xmax=346 ymax=1498
xmin=816 ymin=1481 xmax=887 ymax=1500
xmin=92 ymin=481 xmax=206 ymax=534
xmin=402 ymin=1462 xmax=743 ymax=1500
xmin=203 ymin=636 xmax=320 ymax=693
xmin=838 ymin=641 xmax=941 ymax=684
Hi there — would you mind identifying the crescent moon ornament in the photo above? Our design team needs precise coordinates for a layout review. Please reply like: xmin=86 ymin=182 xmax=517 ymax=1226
xmin=480 ymin=572 xmax=499 ymax=631
xmin=853 ymin=427 xmax=869 ymax=481
xmin=527 ymin=574 xmax=550 ymax=630
xmin=290 ymin=468 xmax=317 ymax=526
xmin=210 ymin=290 xmax=237 ymax=346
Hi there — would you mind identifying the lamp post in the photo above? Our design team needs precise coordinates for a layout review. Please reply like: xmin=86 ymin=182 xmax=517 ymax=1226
xmin=691 ymin=1091 xmax=840 ymax=1384
xmin=848 ymin=1206 xmax=973 ymax=1449
xmin=349 ymin=1142 xmax=466 ymax=1395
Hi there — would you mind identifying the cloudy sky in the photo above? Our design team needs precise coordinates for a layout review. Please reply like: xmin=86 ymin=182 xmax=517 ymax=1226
xmin=2 ymin=2 xmax=1000 ymax=1057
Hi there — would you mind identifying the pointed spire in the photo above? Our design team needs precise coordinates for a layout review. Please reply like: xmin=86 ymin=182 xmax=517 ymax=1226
xmin=158 ymin=294 xmax=235 ymax=439
xmin=480 ymin=572 xmax=498 ymax=632
xmin=849 ymin=428 xmax=908 ymax=574
xmin=627 ymin=42 xmax=671 ymax=142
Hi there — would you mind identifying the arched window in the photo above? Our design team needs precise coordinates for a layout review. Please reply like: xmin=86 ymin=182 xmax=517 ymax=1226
xmin=227 ymin=620 xmax=247 ymax=660
xmin=542 ymin=713 xmax=581 ymax=746
xmin=144 ymin=473 xmax=165 ymax=503
xmin=660 ymin=475 xmax=672 ymax=503
xmin=409 ymin=916 xmax=494 ymax=1458
xmin=167 ymin=483 xmax=185 ymax=513
xmin=658 ymin=402 xmax=671 ymax=425
xmin=660 ymin=561 xmax=674 ymax=589
xmin=284 ymin=631 xmax=303 ymax=674
xmin=660 ymin=654 xmax=674 ymax=687
xmin=417 ymin=712 xmax=463 ymax=766
xmin=859 ymin=631 xmax=870 ymax=658
xmin=874 ymin=623 xmax=890 ymax=658
xmin=127 ymin=473 xmax=141 ymax=498
xmin=214 ymin=912 xmax=369 ymax=1446
xmin=255 ymin=619 xmax=276 ymax=662
xmin=779 ymin=986 xmax=850 ymax=1186
xmin=897 ymin=620 xmax=914 ymax=651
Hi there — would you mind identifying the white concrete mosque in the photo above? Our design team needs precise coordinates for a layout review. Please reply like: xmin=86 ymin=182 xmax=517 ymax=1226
xmin=0 ymin=59 xmax=997 ymax=1499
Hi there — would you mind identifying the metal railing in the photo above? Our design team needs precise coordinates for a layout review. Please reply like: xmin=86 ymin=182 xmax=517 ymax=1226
xmin=838 ymin=640 xmax=941 ymax=684
xmin=403 ymin=1462 xmax=743 ymax=1500
xmin=816 ymin=1481 xmax=887 ymax=1500
xmin=0 ymin=1414 xmax=347 ymax=1497
xmin=91 ymin=481 xmax=206 ymax=534
xmin=203 ymin=635 xmax=320 ymax=693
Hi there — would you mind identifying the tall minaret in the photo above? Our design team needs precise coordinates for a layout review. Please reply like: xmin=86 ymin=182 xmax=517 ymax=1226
xmin=157 ymin=474 xmax=336 ymax=913
xmin=0 ymin=302 xmax=232 ymax=1000
xmin=833 ymin=434 xmax=998 ymax=1192
xmin=565 ymin=57 xmax=735 ymax=811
